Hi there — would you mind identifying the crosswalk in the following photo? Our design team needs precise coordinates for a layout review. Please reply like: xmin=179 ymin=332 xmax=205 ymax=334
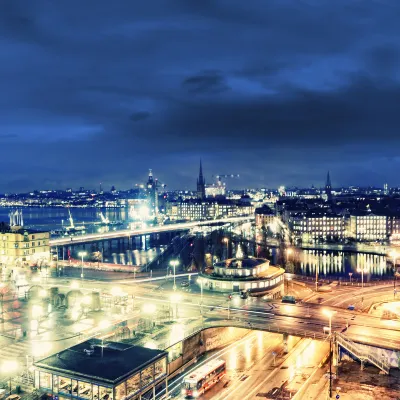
xmin=0 ymin=340 xmax=32 ymax=364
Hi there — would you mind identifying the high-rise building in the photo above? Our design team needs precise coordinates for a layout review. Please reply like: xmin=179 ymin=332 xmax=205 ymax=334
xmin=384 ymin=183 xmax=389 ymax=195
xmin=325 ymin=171 xmax=332 ymax=202
xmin=196 ymin=160 xmax=206 ymax=200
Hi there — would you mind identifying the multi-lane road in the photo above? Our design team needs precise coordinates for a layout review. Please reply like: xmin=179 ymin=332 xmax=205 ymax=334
xmin=49 ymin=216 xmax=254 ymax=246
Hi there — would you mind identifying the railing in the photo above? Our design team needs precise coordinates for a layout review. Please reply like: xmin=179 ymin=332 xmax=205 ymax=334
xmin=336 ymin=332 xmax=390 ymax=374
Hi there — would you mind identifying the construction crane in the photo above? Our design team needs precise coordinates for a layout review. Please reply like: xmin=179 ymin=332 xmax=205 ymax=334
xmin=212 ymin=174 xmax=240 ymax=185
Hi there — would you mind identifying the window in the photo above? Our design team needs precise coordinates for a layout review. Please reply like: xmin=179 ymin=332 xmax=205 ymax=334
xmin=79 ymin=381 xmax=92 ymax=399
xmin=141 ymin=365 xmax=154 ymax=388
xmin=58 ymin=376 xmax=71 ymax=395
xmin=115 ymin=382 xmax=126 ymax=400
xmin=53 ymin=375 xmax=59 ymax=394
xmin=99 ymin=386 xmax=113 ymax=400
xmin=126 ymin=374 xmax=140 ymax=397
xmin=39 ymin=372 xmax=52 ymax=390
xmin=155 ymin=358 xmax=167 ymax=381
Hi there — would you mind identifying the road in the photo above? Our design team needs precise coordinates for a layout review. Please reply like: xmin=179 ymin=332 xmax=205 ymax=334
xmin=49 ymin=216 xmax=254 ymax=246
xmin=157 ymin=332 xmax=329 ymax=400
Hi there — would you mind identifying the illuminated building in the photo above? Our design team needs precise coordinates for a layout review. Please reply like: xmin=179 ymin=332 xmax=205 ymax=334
xmin=349 ymin=213 xmax=387 ymax=242
xmin=290 ymin=211 xmax=347 ymax=243
xmin=255 ymin=205 xmax=275 ymax=228
xmin=198 ymin=256 xmax=284 ymax=298
xmin=34 ymin=339 xmax=168 ymax=400
xmin=0 ymin=223 xmax=50 ymax=265
xmin=205 ymin=183 xmax=226 ymax=197
xmin=166 ymin=199 xmax=253 ymax=221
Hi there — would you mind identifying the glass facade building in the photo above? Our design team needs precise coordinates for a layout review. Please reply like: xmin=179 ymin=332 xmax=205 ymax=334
xmin=34 ymin=340 xmax=168 ymax=400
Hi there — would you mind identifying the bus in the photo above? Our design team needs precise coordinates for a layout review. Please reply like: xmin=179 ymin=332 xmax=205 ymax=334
xmin=182 ymin=359 xmax=226 ymax=398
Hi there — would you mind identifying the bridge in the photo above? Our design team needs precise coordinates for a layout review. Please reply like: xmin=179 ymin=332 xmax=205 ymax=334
xmin=49 ymin=216 xmax=254 ymax=247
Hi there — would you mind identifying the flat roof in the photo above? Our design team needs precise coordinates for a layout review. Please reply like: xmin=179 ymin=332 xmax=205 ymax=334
xmin=34 ymin=339 xmax=167 ymax=385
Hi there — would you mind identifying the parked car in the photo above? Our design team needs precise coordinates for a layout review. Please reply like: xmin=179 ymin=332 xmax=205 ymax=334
xmin=6 ymin=395 xmax=21 ymax=400
xmin=180 ymin=281 xmax=190 ymax=288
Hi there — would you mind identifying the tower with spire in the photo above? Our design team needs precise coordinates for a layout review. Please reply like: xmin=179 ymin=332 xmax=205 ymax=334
xmin=196 ymin=160 xmax=206 ymax=200
xmin=325 ymin=171 xmax=332 ymax=202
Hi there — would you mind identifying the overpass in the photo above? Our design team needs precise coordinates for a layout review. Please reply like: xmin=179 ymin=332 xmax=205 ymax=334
xmin=49 ymin=216 xmax=254 ymax=247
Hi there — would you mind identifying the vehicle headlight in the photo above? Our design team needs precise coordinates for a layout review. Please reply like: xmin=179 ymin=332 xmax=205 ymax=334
xmin=193 ymin=390 xmax=199 ymax=397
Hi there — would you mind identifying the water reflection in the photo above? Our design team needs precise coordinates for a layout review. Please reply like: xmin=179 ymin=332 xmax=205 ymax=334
xmin=295 ymin=249 xmax=390 ymax=279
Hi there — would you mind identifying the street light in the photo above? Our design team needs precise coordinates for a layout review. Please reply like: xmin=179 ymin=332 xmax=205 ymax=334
xmin=323 ymin=309 xmax=336 ymax=399
xmin=170 ymin=260 xmax=179 ymax=291
xmin=170 ymin=293 xmax=182 ymax=318
xmin=2 ymin=360 xmax=18 ymax=395
xmin=389 ymin=250 xmax=399 ymax=296
xmin=357 ymin=266 xmax=368 ymax=288
xmin=197 ymin=278 xmax=204 ymax=314
xmin=222 ymin=238 xmax=229 ymax=259
xmin=78 ymin=251 xmax=87 ymax=280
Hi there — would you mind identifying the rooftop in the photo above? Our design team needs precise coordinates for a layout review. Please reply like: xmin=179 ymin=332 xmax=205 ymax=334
xmin=34 ymin=339 xmax=167 ymax=384
xmin=214 ymin=257 xmax=266 ymax=269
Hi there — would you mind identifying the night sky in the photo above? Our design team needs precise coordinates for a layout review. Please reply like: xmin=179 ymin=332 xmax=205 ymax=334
xmin=1 ymin=1 xmax=400 ymax=192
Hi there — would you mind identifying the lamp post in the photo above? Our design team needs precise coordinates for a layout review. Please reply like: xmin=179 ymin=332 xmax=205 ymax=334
xmin=222 ymin=238 xmax=229 ymax=260
xmin=197 ymin=278 xmax=204 ymax=314
xmin=348 ymin=272 xmax=353 ymax=285
xmin=78 ymin=251 xmax=87 ymax=281
xmin=0 ymin=283 xmax=4 ymax=322
xmin=323 ymin=310 xmax=336 ymax=399
xmin=390 ymin=251 xmax=398 ymax=296
xmin=170 ymin=293 xmax=182 ymax=319
xmin=170 ymin=260 xmax=179 ymax=291
xmin=357 ymin=266 xmax=368 ymax=288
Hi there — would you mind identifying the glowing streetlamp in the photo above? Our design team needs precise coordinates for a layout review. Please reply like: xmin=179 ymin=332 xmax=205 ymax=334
xmin=323 ymin=309 xmax=336 ymax=399
xmin=357 ymin=266 xmax=368 ymax=288
xmin=170 ymin=293 xmax=182 ymax=318
xmin=2 ymin=360 xmax=18 ymax=395
xmin=78 ymin=251 xmax=87 ymax=280
xmin=222 ymin=238 xmax=229 ymax=259
xmin=169 ymin=260 xmax=179 ymax=291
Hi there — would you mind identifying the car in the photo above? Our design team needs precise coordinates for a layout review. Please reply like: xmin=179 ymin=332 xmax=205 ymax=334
xmin=180 ymin=281 xmax=190 ymax=287
xmin=347 ymin=304 xmax=355 ymax=310
xmin=6 ymin=395 xmax=21 ymax=400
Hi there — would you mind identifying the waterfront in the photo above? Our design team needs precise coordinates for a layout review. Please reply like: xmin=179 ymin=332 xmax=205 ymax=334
xmin=0 ymin=206 xmax=129 ymax=233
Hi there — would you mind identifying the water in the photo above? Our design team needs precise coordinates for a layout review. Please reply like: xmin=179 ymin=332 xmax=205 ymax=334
xmin=0 ymin=207 xmax=129 ymax=233
xmin=267 ymin=247 xmax=393 ymax=281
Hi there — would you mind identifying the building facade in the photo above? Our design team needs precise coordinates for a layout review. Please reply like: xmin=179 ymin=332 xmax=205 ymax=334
xmin=290 ymin=212 xmax=347 ymax=243
xmin=0 ymin=227 xmax=50 ymax=266
xmin=349 ymin=213 xmax=387 ymax=242
xmin=198 ymin=256 xmax=285 ymax=298
xmin=255 ymin=205 xmax=275 ymax=228
xmin=166 ymin=200 xmax=253 ymax=221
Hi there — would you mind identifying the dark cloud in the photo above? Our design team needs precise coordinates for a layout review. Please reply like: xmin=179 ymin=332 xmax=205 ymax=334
xmin=182 ymin=71 xmax=230 ymax=94
xmin=1 ymin=0 xmax=400 ymax=191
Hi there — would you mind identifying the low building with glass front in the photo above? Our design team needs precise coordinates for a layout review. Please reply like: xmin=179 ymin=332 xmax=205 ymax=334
xmin=34 ymin=339 xmax=168 ymax=400
xmin=198 ymin=256 xmax=285 ymax=298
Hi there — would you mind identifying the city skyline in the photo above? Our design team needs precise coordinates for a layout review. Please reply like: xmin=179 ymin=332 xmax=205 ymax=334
xmin=1 ymin=1 xmax=400 ymax=191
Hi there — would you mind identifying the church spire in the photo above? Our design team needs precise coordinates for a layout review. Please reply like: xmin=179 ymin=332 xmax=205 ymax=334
xmin=325 ymin=171 xmax=332 ymax=202
xmin=196 ymin=159 xmax=206 ymax=200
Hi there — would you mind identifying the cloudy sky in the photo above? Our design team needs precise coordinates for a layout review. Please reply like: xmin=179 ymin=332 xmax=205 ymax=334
xmin=1 ymin=0 xmax=400 ymax=192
